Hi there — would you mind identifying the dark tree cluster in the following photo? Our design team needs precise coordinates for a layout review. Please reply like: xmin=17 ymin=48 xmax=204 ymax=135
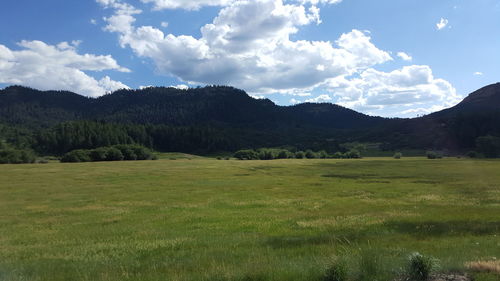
xmin=60 ymin=144 xmax=156 ymax=163
xmin=0 ymin=141 xmax=36 ymax=164
xmin=234 ymin=148 xmax=361 ymax=160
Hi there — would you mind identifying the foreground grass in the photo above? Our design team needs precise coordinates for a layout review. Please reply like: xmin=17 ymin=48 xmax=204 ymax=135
xmin=0 ymin=158 xmax=498 ymax=281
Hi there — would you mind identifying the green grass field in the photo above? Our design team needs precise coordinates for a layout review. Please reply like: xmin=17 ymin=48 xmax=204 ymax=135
xmin=0 ymin=158 xmax=499 ymax=281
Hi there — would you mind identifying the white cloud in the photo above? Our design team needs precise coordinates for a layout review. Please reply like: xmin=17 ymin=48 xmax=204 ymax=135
xmin=171 ymin=84 xmax=189 ymax=90
xmin=139 ymin=0 xmax=342 ymax=11
xmin=397 ymin=52 xmax=412 ymax=61
xmin=289 ymin=98 xmax=301 ymax=104
xmin=161 ymin=21 xmax=169 ymax=28
xmin=100 ymin=0 xmax=391 ymax=95
xmin=327 ymin=65 xmax=461 ymax=116
xmin=436 ymin=18 xmax=449 ymax=30
xmin=298 ymin=0 xmax=342 ymax=4
xmin=306 ymin=94 xmax=332 ymax=103
xmin=0 ymin=40 xmax=129 ymax=97
xmin=473 ymin=71 xmax=483 ymax=76
xmin=96 ymin=0 xmax=456 ymax=117
xmin=90 ymin=19 xmax=98 ymax=25
xmin=140 ymin=0 xmax=232 ymax=10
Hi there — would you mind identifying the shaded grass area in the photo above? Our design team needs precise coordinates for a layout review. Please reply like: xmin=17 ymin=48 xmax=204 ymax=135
xmin=0 ymin=158 xmax=499 ymax=281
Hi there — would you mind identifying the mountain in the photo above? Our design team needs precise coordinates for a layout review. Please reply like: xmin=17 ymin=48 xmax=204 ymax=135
xmin=433 ymin=83 xmax=500 ymax=116
xmin=1 ymin=83 xmax=499 ymax=154
xmin=0 ymin=85 xmax=386 ymax=130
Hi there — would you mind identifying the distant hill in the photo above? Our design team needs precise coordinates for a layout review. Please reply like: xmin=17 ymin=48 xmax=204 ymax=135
xmin=1 ymin=83 xmax=499 ymax=154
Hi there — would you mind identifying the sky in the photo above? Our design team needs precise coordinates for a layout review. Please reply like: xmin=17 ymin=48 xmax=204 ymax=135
xmin=0 ymin=0 xmax=499 ymax=117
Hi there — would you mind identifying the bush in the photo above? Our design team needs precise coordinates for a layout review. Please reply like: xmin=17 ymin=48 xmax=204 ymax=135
xmin=305 ymin=149 xmax=317 ymax=159
xmin=90 ymin=147 xmax=109 ymax=162
xmin=332 ymin=152 xmax=344 ymax=159
xmin=323 ymin=259 xmax=347 ymax=281
xmin=277 ymin=150 xmax=291 ymax=159
xmin=61 ymin=150 xmax=91 ymax=163
xmin=113 ymin=144 xmax=137 ymax=160
xmin=61 ymin=145 xmax=154 ymax=163
xmin=105 ymin=147 xmax=124 ymax=161
xmin=0 ymin=148 xmax=37 ymax=164
xmin=426 ymin=151 xmax=442 ymax=159
xmin=318 ymin=150 xmax=328 ymax=159
xmin=295 ymin=151 xmax=305 ymax=159
xmin=394 ymin=152 xmax=402 ymax=159
xmin=258 ymin=149 xmax=276 ymax=160
xmin=131 ymin=145 xmax=153 ymax=160
xmin=406 ymin=252 xmax=439 ymax=281
xmin=234 ymin=149 xmax=258 ymax=160
xmin=345 ymin=149 xmax=361 ymax=159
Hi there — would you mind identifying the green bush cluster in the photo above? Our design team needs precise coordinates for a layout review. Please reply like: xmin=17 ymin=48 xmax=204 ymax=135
xmin=61 ymin=145 xmax=156 ymax=163
xmin=406 ymin=252 xmax=439 ymax=281
xmin=0 ymin=148 xmax=36 ymax=164
xmin=426 ymin=151 xmax=443 ymax=159
xmin=233 ymin=148 xmax=361 ymax=160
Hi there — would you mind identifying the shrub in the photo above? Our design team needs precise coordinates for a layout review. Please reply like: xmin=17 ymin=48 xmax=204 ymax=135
xmin=305 ymin=149 xmax=317 ymax=159
xmin=113 ymin=144 xmax=137 ymax=160
xmin=332 ymin=152 xmax=344 ymax=159
xmin=318 ymin=150 xmax=328 ymax=159
xmin=131 ymin=145 xmax=153 ymax=160
xmin=426 ymin=151 xmax=442 ymax=159
xmin=258 ymin=149 xmax=276 ymax=160
xmin=61 ymin=150 xmax=91 ymax=163
xmin=0 ymin=148 xmax=37 ymax=164
xmin=105 ymin=147 xmax=124 ymax=161
xmin=393 ymin=152 xmax=402 ymax=159
xmin=295 ymin=151 xmax=305 ymax=159
xmin=345 ymin=149 xmax=361 ymax=159
xmin=234 ymin=149 xmax=258 ymax=160
xmin=277 ymin=150 xmax=291 ymax=159
xmin=90 ymin=147 xmax=109 ymax=162
xmin=406 ymin=252 xmax=439 ymax=281
xmin=323 ymin=259 xmax=347 ymax=281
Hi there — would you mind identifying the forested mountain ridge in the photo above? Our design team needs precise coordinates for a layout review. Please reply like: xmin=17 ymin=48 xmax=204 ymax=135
xmin=0 ymin=85 xmax=384 ymax=130
xmin=1 ymin=83 xmax=499 ymax=155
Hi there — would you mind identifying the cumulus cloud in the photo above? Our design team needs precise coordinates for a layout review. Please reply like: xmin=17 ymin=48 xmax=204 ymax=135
xmin=139 ymin=0 xmax=342 ymax=10
xmin=397 ymin=52 xmax=412 ymax=61
xmin=100 ymin=0 xmax=391 ymax=94
xmin=473 ymin=71 xmax=483 ymax=76
xmin=436 ymin=18 xmax=449 ymax=30
xmin=0 ymin=40 xmax=129 ymax=97
xmin=96 ymin=0 xmax=456 ymax=117
xmin=140 ymin=0 xmax=232 ymax=10
xmin=327 ymin=65 xmax=461 ymax=116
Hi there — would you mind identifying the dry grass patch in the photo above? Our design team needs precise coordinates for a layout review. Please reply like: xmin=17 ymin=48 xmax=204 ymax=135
xmin=465 ymin=260 xmax=500 ymax=274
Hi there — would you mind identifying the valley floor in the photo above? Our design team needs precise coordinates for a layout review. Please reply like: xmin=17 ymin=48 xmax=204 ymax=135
xmin=0 ymin=158 xmax=499 ymax=281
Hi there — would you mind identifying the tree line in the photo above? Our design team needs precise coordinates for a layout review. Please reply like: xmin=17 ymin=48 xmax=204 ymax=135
xmin=233 ymin=148 xmax=362 ymax=160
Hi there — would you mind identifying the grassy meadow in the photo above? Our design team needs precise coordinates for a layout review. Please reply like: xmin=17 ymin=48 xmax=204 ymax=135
xmin=0 ymin=157 xmax=499 ymax=281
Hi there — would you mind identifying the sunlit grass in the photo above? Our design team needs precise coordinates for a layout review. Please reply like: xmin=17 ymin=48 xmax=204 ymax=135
xmin=0 ymin=158 xmax=498 ymax=281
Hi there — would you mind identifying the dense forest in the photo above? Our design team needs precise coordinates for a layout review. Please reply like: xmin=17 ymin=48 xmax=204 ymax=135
xmin=1 ymin=83 xmax=500 ymax=158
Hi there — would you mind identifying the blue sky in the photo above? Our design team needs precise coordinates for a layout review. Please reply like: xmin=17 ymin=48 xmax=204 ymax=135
xmin=0 ymin=0 xmax=499 ymax=117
